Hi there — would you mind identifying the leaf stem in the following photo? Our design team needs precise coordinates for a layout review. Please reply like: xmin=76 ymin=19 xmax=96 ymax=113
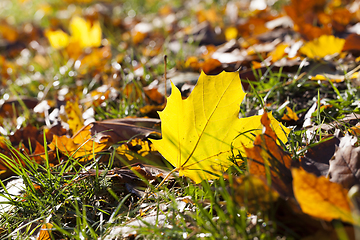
xmin=156 ymin=167 xmax=178 ymax=189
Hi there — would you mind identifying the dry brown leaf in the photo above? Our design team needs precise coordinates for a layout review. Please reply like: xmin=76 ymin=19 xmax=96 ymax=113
xmin=0 ymin=22 xmax=19 ymax=43
xmin=0 ymin=98 xmax=38 ymax=118
xmin=74 ymin=118 xmax=160 ymax=144
xmin=328 ymin=143 xmax=360 ymax=189
xmin=201 ymin=58 xmax=222 ymax=75
xmin=300 ymin=136 xmax=339 ymax=177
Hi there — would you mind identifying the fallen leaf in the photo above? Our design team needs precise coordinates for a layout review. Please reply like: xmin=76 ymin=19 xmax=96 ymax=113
xmin=74 ymin=118 xmax=160 ymax=145
xmin=281 ymin=106 xmax=299 ymax=121
xmin=36 ymin=223 xmax=53 ymax=240
xmin=64 ymin=100 xmax=84 ymax=134
xmin=300 ymin=136 xmax=339 ymax=177
xmin=44 ymin=29 xmax=70 ymax=49
xmin=300 ymin=35 xmax=345 ymax=59
xmin=245 ymin=111 xmax=293 ymax=197
xmin=328 ymin=140 xmax=360 ymax=189
xmin=342 ymin=33 xmax=360 ymax=53
xmin=143 ymin=87 xmax=165 ymax=105
xmin=184 ymin=56 xmax=201 ymax=72
xmin=69 ymin=16 xmax=102 ymax=48
xmin=292 ymin=168 xmax=354 ymax=224
xmin=139 ymin=104 xmax=165 ymax=118
xmin=0 ymin=22 xmax=19 ymax=43
xmin=76 ymin=45 xmax=111 ymax=75
xmin=284 ymin=0 xmax=330 ymax=40
xmin=116 ymin=138 xmax=165 ymax=166
xmin=132 ymin=31 xmax=147 ymax=45
xmin=151 ymin=71 xmax=289 ymax=183
xmin=267 ymin=43 xmax=289 ymax=62
xmin=201 ymin=58 xmax=222 ymax=75
xmin=224 ymin=27 xmax=238 ymax=41
xmin=50 ymin=133 xmax=107 ymax=160
xmin=196 ymin=7 xmax=221 ymax=25
xmin=0 ymin=97 xmax=38 ymax=118
xmin=229 ymin=174 xmax=279 ymax=212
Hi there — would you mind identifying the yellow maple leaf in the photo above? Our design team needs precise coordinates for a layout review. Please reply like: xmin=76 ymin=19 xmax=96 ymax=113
xmin=300 ymin=35 xmax=345 ymax=59
xmin=69 ymin=16 xmax=102 ymax=48
xmin=44 ymin=29 xmax=70 ymax=49
xmin=151 ymin=71 xmax=290 ymax=183
xmin=45 ymin=16 xmax=102 ymax=50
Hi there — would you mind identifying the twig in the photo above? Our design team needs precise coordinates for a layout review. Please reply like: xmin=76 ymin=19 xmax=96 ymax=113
xmin=164 ymin=55 xmax=168 ymax=98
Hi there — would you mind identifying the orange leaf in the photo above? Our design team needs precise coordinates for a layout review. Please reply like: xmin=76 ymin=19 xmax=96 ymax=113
xmin=281 ymin=106 xmax=299 ymax=121
xmin=292 ymin=168 xmax=354 ymax=224
xmin=50 ymin=132 xmax=107 ymax=160
xmin=342 ymin=33 xmax=360 ymax=52
xmin=267 ymin=43 xmax=289 ymax=62
xmin=36 ymin=223 xmax=53 ymax=240
xmin=245 ymin=111 xmax=293 ymax=197
xmin=0 ymin=22 xmax=19 ymax=43
xmin=201 ymin=58 xmax=222 ymax=74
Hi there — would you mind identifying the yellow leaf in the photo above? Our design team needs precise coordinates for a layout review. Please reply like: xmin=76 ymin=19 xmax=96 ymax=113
xmin=268 ymin=43 xmax=289 ymax=62
xmin=292 ymin=168 xmax=354 ymax=224
xmin=151 ymin=71 xmax=289 ymax=183
xmin=224 ymin=27 xmax=238 ymax=41
xmin=69 ymin=16 xmax=102 ymax=48
xmin=300 ymin=35 xmax=345 ymax=59
xmin=64 ymin=100 xmax=84 ymax=134
xmin=44 ymin=29 xmax=70 ymax=49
